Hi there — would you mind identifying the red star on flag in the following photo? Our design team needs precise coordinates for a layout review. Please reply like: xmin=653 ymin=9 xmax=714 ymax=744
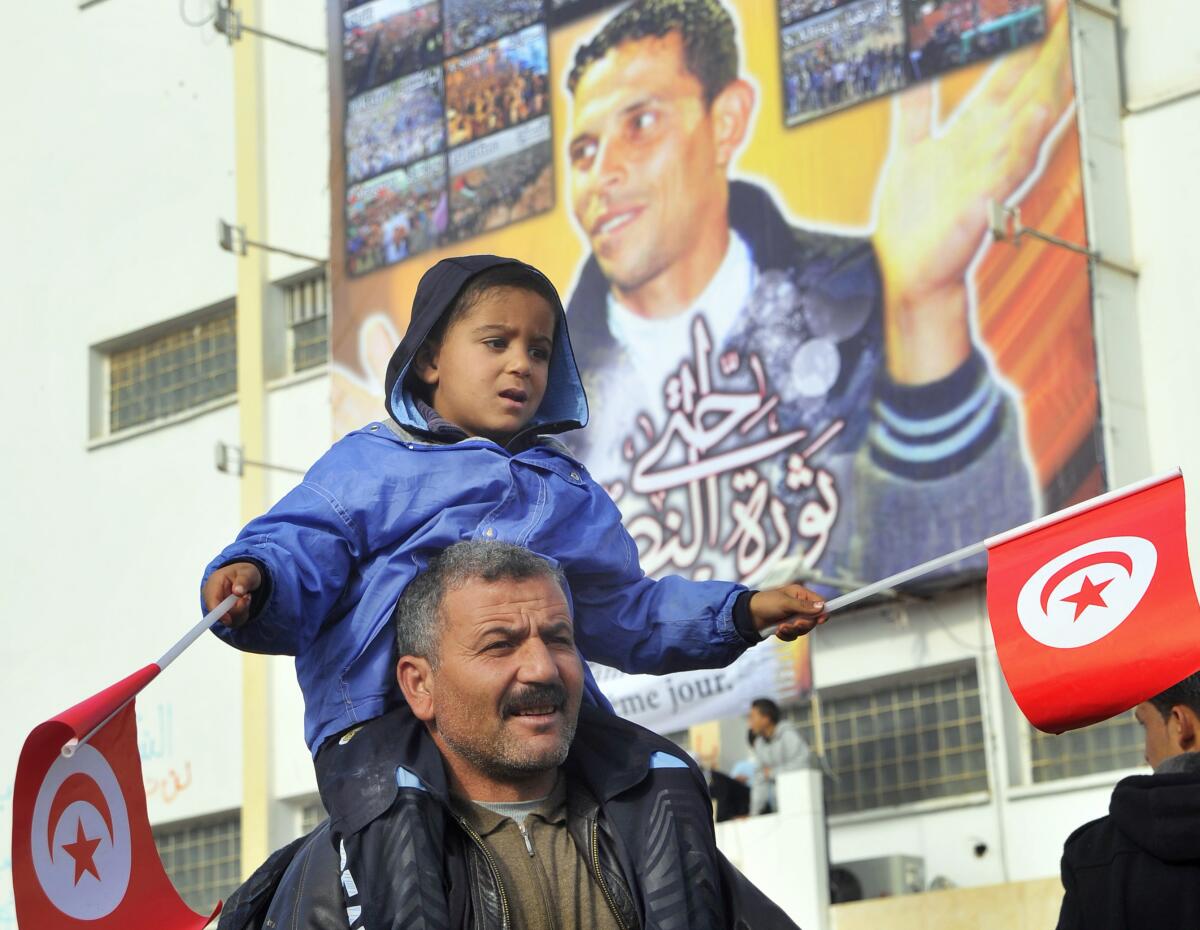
xmin=61 ymin=817 xmax=102 ymax=885
xmin=1060 ymin=574 xmax=1113 ymax=620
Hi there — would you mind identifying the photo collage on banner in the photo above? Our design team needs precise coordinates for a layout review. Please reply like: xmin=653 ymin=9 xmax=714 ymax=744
xmin=780 ymin=0 xmax=1047 ymax=125
xmin=341 ymin=0 xmax=553 ymax=276
xmin=327 ymin=0 xmax=1099 ymax=730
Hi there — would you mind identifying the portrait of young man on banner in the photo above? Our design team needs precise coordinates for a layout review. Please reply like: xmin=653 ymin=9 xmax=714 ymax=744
xmin=557 ymin=0 xmax=1078 ymax=587
xmin=326 ymin=0 xmax=1100 ymax=727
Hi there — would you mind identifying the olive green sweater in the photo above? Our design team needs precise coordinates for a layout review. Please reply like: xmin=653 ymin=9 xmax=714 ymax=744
xmin=451 ymin=775 xmax=626 ymax=930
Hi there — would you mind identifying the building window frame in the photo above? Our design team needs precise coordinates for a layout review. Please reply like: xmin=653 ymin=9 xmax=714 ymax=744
xmin=279 ymin=266 xmax=330 ymax=377
xmin=89 ymin=299 xmax=238 ymax=445
xmin=784 ymin=661 xmax=990 ymax=816
xmin=1023 ymin=707 xmax=1145 ymax=785
xmin=152 ymin=810 xmax=241 ymax=914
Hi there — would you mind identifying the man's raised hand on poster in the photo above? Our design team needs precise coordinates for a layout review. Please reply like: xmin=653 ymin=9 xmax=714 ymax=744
xmin=872 ymin=0 xmax=1072 ymax=386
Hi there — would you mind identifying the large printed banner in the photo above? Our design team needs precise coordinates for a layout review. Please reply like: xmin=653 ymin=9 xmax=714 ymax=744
xmin=327 ymin=0 xmax=1101 ymax=730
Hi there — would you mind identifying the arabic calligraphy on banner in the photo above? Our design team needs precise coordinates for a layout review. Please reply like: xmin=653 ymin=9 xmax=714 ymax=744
xmin=614 ymin=317 xmax=841 ymax=587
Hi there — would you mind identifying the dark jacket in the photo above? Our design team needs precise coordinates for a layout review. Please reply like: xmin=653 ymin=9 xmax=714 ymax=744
xmin=218 ymin=705 xmax=800 ymax=930
xmin=1056 ymin=752 xmax=1200 ymax=930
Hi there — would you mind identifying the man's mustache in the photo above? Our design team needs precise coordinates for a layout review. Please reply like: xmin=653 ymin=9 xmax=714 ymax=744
xmin=503 ymin=683 xmax=568 ymax=716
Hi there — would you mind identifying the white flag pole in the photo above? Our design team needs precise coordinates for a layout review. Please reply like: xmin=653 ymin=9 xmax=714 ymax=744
xmin=157 ymin=594 xmax=239 ymax=671
xmin=62 ymin=595 xmax=239 ymax=757
xmin=763 ymin=468 xmax=1183 ymax=637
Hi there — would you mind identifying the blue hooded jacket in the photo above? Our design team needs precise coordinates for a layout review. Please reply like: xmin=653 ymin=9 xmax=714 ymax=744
xmin=204 ymin=255 xmax=750 ymax=754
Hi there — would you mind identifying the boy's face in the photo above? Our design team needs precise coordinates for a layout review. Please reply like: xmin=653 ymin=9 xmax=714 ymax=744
xmin=417 ymin=286 xmax=555 ymax=443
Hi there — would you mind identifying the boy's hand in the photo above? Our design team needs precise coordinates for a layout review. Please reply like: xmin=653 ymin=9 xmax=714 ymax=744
xmin=750 ymin=585 xmax=826 ymax=641
xmin=202 ymin=562 xmax=262 ymax=628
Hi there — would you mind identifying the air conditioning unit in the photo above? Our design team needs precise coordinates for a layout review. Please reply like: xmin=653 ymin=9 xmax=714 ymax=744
xmin=829 ymin=855 xmax=925 ymax=903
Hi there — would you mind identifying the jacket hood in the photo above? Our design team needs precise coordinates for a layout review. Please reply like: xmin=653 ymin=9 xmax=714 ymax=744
xmin=382 ymin=254 xmax=588 ymax=439
xmin=1110 ymin=753 xmax=1200 ymax=861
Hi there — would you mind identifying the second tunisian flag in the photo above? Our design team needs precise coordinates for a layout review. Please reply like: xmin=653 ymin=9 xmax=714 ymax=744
xmin=11 ymin=664 xmax=221 ymax=930
xmin=986 ymin=471 xmax=1200 ymax=733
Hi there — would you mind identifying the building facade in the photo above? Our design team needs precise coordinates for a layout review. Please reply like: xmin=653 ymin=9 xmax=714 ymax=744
xmin=1 ymin=0 xmax=1198 ymax=926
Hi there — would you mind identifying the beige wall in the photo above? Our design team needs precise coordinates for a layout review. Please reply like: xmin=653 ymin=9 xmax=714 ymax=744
xmin=831 ymin=878 xmax=1063 ymax=930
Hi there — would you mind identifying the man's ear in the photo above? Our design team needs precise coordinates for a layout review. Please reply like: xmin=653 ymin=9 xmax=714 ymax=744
xmin=1174 ymin=704 xmax=1199 ymax=753
xmin=710 ymin=78 xmax=755 ymax=168
xmin=412 ymin=343 xmax=440 ymax=388
xmin=397 ymin=656 xmax=435 ymax=722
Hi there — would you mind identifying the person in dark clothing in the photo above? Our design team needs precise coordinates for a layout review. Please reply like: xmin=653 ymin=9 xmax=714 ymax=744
xmin=1055 ymin=672 xmax=1200 ymax=930
xmin=218 ymin=542 xmax=800 ymax=930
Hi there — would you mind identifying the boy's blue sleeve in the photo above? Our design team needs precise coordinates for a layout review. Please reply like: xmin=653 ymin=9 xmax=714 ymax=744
xmin=202 ymin=478 xmax=364 ymax=656
xmin=564 ymin=487 xmax=751 ymax=674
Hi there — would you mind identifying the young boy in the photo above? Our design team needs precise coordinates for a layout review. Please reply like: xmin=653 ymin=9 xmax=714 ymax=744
xmin=203 ymin=255 xmax=823 ymax=928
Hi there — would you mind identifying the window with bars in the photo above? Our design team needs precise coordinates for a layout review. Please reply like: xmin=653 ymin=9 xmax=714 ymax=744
xmin=780 ymin=699 xmax=820 ymax=754
xmin=153 ymin=813 xmax=241 ymax=913
xmin=299 ymin=797 xmax=328 ymax=836
xmin=785 ymin=665 xmax=989 ymax=815
xmin=283 ymin=269 xmax=329 ymax=374
xmin=1028 ymin=709 xmax=1144 ymax=783
xmin=106 ymin=306 xmax=237 ymax=434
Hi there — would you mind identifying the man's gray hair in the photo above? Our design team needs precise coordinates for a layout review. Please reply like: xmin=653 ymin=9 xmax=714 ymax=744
xmin=394 ymin=541 xmax=568 ymax=664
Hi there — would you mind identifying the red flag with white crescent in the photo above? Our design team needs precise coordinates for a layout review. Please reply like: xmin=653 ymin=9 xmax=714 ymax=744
xmin=11 ymin=664 xmax=221 ymax=930
xmin=986 ymin=472 xmax=1200 ymax=733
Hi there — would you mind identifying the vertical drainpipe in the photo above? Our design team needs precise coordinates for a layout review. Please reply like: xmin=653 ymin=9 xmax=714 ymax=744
xmin=231 ymin=0 xmax=273 ymax=878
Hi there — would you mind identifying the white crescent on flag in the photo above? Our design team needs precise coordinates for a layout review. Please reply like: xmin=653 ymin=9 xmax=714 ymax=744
xmin=1016 ymin=535 xmax=1157 ymax=649
xmin=29 ymin=743 xmax=132 ymax=920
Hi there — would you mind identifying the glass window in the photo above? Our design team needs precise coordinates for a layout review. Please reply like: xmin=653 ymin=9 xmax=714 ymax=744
xmin=107 ymin=307 xmax=237 ymax=433
xmin=153 ymin=813 xmax=241 ymax=913
xmin=299 ymin=797 xmax=328 ymax=836
xmin=283 ymin=269 xmax=329 ymax=373
xmin=1029 ymin=709 xmax=1143 ymax=783
xmin=816 ymin=666 xmax=989 ymax=814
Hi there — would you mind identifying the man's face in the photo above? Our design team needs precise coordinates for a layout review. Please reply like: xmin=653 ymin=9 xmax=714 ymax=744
xmin=421 ymin=575 xmax=584 ymax=794
xmin=1135 ymin=702 xmax=1176 ymax=770
xmin=568 ymin=32 xmax=730 ymax=295
xmin=748 ymin=706 xmax=770 ymax=737
xmin=418 ymin=286 xmax=555 ymax=444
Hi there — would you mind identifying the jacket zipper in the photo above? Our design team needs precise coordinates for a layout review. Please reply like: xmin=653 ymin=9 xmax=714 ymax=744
xmin=590 ymin=818 xmax=630 ymax=930
xmin=454 ymin=814 xmax=511 ymax=930
xmin=517 ymin=821 xmax=561 ymax=930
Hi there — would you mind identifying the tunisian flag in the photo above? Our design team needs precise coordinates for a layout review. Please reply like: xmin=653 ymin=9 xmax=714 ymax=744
xmin=986 ymin=471 xmax=1200 ymax=733
xmin=12 ymin=664 xmax=221 ymax=930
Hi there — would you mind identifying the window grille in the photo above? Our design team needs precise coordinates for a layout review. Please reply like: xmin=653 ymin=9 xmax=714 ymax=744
xmin=299 ymin=797 xmax=328 ymax=836
xmin=780 ymin=699 xmax=820 ymax=753
xmin=153 ymin=813 xmax=241 ymax=913
xmin=814 ymin=666 xmax=989 ymax=814
xmin=107 ymin=307 xmax=236 ymax=433
xmin=283 ymin=269 xmax=329 ymax=373
xmin=1029 ymin=709 xmax=1143 ymax=783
